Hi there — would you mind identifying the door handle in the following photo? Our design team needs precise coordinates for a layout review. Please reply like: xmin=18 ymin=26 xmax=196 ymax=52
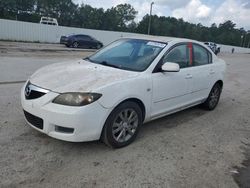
xmin=185 ymin=74 xmax=193 ymax=79
xmin=209 ymin=70 xmax=215 ymax=75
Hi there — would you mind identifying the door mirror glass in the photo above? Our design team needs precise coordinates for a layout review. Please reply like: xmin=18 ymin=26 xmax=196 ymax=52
xmin=161 ymin=62 xmax=180 ymax=72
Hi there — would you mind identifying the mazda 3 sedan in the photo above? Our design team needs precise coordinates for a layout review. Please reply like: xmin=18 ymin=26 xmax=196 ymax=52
xmin=65 ymin=34 xmax=103 ymax=49
xmin=21 ymin=37 xmax=226 ymax=148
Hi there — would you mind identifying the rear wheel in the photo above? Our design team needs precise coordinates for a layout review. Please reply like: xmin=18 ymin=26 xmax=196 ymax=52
xmin=101 ymin=101 xmax=142 ymax=148
xmin=72 ymin=41 xmax=79 ymax=48
xmin=202 ymin=83 xmax=222 ymax=110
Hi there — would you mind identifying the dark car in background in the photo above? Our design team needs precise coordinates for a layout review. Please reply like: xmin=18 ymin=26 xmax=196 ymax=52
xmin=60 ymin=33 xmax=76 ymax=44
xmin=64 ymin=34 xmax=103 ymax=49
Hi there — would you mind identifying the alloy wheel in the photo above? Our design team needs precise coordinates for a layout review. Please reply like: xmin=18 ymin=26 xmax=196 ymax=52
xmin=209 ymin=85 xmax=221 ymax=108
xmin=112 ymin=108 xmax=138 ymax=143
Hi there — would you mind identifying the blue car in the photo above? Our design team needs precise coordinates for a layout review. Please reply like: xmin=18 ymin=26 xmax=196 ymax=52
xmin=65 ymin=34 xmax=103 ymax=49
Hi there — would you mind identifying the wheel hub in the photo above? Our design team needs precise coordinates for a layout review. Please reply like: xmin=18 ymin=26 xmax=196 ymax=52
xmin=112 ymin=108 xmax=139 ymax=143
xmin=122 ymin=122 xmax=128 ymax=129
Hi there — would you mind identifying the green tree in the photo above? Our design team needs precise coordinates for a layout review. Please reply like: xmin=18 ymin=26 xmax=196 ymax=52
xmin=102 ymin=4 xmax=137 ymax=31
xmin=74 ymin=4 xmax=104 ymax=29
xmin=115 ymin=4 xmax=137 ymax=29
xmin=34 ymin=0 xmax=77 ymax=26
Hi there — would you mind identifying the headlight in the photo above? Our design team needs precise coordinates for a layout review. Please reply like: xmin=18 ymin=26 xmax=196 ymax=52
xmin=52 ymin=92 xmax=102 ymax=106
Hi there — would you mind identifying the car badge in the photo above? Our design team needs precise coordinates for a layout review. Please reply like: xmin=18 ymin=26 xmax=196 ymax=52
xmin=25 ymin=84 xmax=31 ymax=97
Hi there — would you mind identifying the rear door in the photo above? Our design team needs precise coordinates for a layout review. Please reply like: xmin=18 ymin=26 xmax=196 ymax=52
xmin=187 ymin=43 xmax=214 ymax=102
xmin=87 ymin=36 xmax=97 ymax=48
xmin=84 ymin=36 xmax=95 ymax=48
xmin=77 ymin=35 xmax=89 ymax=47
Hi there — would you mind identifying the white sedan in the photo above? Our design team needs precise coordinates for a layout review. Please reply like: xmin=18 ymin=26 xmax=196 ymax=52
xmin=21 ymin=37 xmax=226 ymax=148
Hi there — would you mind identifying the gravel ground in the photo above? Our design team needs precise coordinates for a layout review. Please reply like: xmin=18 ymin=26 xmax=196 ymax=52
xmin=0 ymin=41 xmax=249 ymax=188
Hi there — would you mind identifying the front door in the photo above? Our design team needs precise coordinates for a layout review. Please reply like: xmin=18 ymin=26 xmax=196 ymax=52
xmin=151 ymin=43 xmax=193 ymax=118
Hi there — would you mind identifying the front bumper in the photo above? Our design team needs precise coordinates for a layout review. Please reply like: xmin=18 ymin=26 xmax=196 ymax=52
xmin=21 ymin=84 xmax=110 ymax=142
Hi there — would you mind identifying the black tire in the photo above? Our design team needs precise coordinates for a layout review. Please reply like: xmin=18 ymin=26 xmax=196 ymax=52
xmin=101 ymin=101 xmax=142 ymax=148
xmin=202 ymin=83 xmax=222 ymax=110
xmin=72 ymin=41 xmax=79 ymax=48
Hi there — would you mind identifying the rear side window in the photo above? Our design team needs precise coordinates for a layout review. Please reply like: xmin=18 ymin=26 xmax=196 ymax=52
xmin=193 ymin=44 xmax=211 ymax=66
xmin=77 ymin=35 xmax=87 ymax=39
xmin=85 ymin=36 xmax=92 ymax=40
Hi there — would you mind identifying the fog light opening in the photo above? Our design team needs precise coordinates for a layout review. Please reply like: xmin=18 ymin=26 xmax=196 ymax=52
xmin=55 ymin=125 xmax=74 ymax=134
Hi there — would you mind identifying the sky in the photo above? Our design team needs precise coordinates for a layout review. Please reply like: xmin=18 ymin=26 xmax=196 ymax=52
xmin=73 ymin=0 xmax=250 ymax=30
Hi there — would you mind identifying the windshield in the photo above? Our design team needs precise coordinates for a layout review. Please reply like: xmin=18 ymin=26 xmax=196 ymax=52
xmin=86 ymin=39 xmax=166 ymax=72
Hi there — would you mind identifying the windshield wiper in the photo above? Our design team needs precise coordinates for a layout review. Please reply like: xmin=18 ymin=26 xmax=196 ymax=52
xmin=99 ymin=61 xmax=121 ymax=69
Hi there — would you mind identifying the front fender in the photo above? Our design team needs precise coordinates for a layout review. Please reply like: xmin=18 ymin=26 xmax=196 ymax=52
xmin=96 ymin=75 xmax=152 ymax=121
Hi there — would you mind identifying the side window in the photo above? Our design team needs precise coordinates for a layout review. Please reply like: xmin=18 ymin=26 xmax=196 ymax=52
xmin=85 ymin=36 xmax=92 ymax=41
xmin=193 ymin=44 xmax=210 ymax=66
xmin=163 ymin=44 xmax=189 ymax=68
xmin=77 ymin=35 xmax=86 ymax=40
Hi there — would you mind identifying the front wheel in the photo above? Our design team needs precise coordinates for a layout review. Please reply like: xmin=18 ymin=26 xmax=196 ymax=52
xmin=96 ymin=43 xmax=102 ymax=49
xmin=101 ymin=101 xmax=142 ymax=148
xmin=202 ymin=83 xmax=222 ymax=110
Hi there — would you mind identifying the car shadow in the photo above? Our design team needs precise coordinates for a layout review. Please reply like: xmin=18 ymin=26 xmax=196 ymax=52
xmin=139 ymin=105 xmax=207 ymax=137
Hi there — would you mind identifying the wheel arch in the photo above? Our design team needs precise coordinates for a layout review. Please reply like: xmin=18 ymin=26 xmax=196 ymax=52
xmin=117 ymin=98 xmax=146 ymax=122
xmin=100 ymin=97 xmax=146 ymax=142
xmin=215 ymin=80 xmax=223 ymax=88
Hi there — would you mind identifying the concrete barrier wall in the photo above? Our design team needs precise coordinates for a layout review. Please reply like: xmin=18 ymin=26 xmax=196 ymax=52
xmin=0 ymin=19 xmax=250 ymax=53
xmin=0 ymin=19 xmax=146 ymax=45
xmin=219 ymin=44 xmax=250 ymax=53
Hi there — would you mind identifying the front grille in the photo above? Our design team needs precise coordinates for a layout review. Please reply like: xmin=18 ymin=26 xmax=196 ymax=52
xmin=24 ymin=82 xmax=49 ymax=100
xmin=24 ymin=110 xmax=43 ymax=129
xmin=25 ymin=90 xmax=46 ymax=100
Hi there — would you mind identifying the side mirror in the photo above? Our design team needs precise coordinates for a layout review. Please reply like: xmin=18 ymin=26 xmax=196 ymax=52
xmin=161 ymin=62 xmax=180 ymax=72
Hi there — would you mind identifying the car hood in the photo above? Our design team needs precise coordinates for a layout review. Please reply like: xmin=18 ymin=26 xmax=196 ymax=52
xmin=30 ymin=60 xmax=139 ymax=93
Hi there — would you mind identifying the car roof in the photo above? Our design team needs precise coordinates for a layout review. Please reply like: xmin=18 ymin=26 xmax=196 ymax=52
xmin=76 ymin=34 xmax=88 ymax=36
xmin=122 ymin=35 xmax=200 ymax=44
xmin=70 ymin=34 xmax=89 ymax=37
